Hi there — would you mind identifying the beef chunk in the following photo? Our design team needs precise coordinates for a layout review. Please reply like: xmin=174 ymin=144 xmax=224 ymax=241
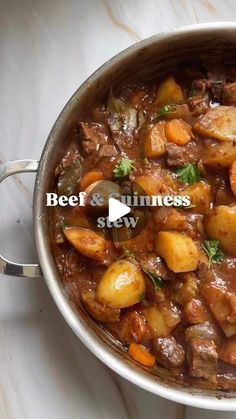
xmin=188 ymin=97 xmax=209 ymax=116
xmin=106 ymin=312 xmax=148 ymax=344
xmin=192 ymin=78 xmax=224 ymax=103
xmin=183 ymin=299 xmax=209 ymax=325
xmin=98 ymin=144 xmax=118 ymax=159
xmin=192 ymin=79 xmax=211 ymax=94
xmin=219 ymin=337 xmax=236 ymax=365
xmin=222 ymin=82 xmax=236 ymax=106
xmin=80 ymin=122 xmax=108 ymax=154
xmin=152 ymin=336 xmax=185 ymax=368
xmin=153 ymin=207 xmax=187 ymax=232
xmin=187 ymin=337 xmax=218 ymax=382
xmin=210 ymin=81 xmax=224 ymax=102
xmin=166 ymin=141 xmax=201 ymax=167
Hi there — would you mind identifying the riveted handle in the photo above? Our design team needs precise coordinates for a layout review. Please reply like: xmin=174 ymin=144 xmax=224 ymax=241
xmin=0 ymin=160 xmax=42 ymax=277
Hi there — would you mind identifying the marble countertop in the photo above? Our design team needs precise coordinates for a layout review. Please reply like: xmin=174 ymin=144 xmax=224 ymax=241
xmin=1 ymin=1 xmax=236 ymax=418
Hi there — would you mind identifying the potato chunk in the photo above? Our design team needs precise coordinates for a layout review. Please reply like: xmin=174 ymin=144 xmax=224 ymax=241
xmin=155 ymin=231 xmax=198 ymax=273
xmin=142 ymin=305 xmax=170 ymax=337
xmin=205 ymin=205 xmax=236 ymax=256
xmin=180 ymin=182 xmax=211 ymax=214
xmin=134 ymin=174 xmax=162 ymax=196
xmin=96 ymin=260 xmax=145 ymax=309
xmin=63 ymin=227 xmax=106 ymax=261
xmin=194 ymin=106 xmax=236 ymax=142
xmin=155 ymin=76 xmax=184 ymax=106
xmin=144 ymin=121 xmax=166 ymax=158
xmin=202 ymin=141 xmax=236 ymax=168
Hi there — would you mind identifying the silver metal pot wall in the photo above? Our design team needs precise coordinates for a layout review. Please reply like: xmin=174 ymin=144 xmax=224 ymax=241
xmin=2 ymin=22 xmax=236 ymax=410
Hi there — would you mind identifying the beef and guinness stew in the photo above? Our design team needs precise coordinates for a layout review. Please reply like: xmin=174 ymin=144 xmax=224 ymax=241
xmin=51 ymin=64 xmax=236 ymax=389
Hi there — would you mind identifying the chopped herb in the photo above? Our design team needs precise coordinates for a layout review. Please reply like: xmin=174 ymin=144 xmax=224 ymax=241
xmin=113 ymin=157 xmax=134 ymax=178
xmin=120 ymin=247 xmax=136 ymax=259
xmin=184 ymin=204 xmax=197 ymax=209
xmin=175 ymin=163 xmax=200 ymax=184
xmin=142 ymin=268 xmax=164 ymax=290
xmin=156 ymin=104 xmax=175 ymax=118
xmin=223 ymin=90 xmax=232 ymax=100
xmin=58 ymin=221 xmax=68 ymax=229
xmin=202 ymin=240 xmax=224 ymax=267
xmin=190 ymin=88 xmax=197 ymax=97
xmin=140 ymin=292 xmax=145 ymax=301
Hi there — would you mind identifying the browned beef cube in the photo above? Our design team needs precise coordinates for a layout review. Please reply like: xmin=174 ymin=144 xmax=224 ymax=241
xmin=222 ymin=82 xmax=236 ymax=106
xmin=187 ymin=337 xmax=218 ymax=383
xmin=166 ymin=142 xmax=200 ymax=167
xmin=152 ymin=336 xmax=185 ymax=368
xmin=80 ymin=122 xmax=108 ymax=154
xmin=98 ymin=145 xmax=118 ymax=159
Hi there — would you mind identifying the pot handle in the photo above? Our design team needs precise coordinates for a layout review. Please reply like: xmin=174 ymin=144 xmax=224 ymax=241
xmin=0 ymin=160 xmax=42 ymax=277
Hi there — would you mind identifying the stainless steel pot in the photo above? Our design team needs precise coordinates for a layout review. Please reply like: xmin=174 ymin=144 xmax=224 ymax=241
xmin=1 ymin=22 xmax=236 ymax=410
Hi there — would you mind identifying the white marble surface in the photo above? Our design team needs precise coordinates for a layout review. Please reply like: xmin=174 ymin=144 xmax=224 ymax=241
xmin=1 ymin=1 xmax=236 ymax=418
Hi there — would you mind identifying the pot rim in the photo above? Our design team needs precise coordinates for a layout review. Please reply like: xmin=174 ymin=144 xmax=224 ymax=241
xmin=34 ymin=22 xmax=236 ymax=410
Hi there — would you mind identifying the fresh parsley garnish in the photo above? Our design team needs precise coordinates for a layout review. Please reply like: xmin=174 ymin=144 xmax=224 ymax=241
xmin=120 ymin=247 xmax=136 ymax=259
xmin=142 ymin=269 xmax=164 ymax=290
xmin=202 ymin=240 xmax=224 ymax=267
xmin=156 ymin=104 xmax=175 ymax=118
xmin=184 ymin=204 xmax=197 ymax=209
xmin=189 ymin=88 xmax=197 ymax=97
xmin=175 ymin=163 xmax=200 ymax=184
xmin=113 ymin=157 xmax=134 ymax=178
xmin=59 ymin=221 xmax=68 ymax=229
xmin=140 ymin=292 xmax=145 ymax=301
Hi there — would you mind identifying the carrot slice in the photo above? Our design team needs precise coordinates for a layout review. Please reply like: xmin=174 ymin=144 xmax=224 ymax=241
xmin=165 ymin=119 xmax=193 ymax=145
xmin=128 ymin=343 xmax=155 ymax=367
xmin=80 ymin=171 xmax=104 ymax=191
xmin=230 ymin=160 xmax=236 ymax=197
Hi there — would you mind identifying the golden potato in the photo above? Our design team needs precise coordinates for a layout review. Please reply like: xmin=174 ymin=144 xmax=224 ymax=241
xmin=144 ymin=121 xmax=166 ymax=159
xmin=202 ymin=141 xmax=236 ymax=168
xmin=180 ymin=182 xmax=211 ymax=214
xmin=81 ymin=289 xmax=120 ymax=322
xmin=155 ymin=231 xmax=198 ymax=273
xmin=194 ymin=106 xmax=236 ymax=141
xmin=155 ymin=76 xmax=184 ymax=106
xmin=134 ymin=174 xmax=162 ymax=196
xmin=205 ymin=205 xmax=236 ymax=256
xmin=142 ymin=305 xmax=170 ymax=337
xmin=96 ymin=260 xmax=145 ymax=309
xmin=63 ymin=227 xmax=106 ymax=261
